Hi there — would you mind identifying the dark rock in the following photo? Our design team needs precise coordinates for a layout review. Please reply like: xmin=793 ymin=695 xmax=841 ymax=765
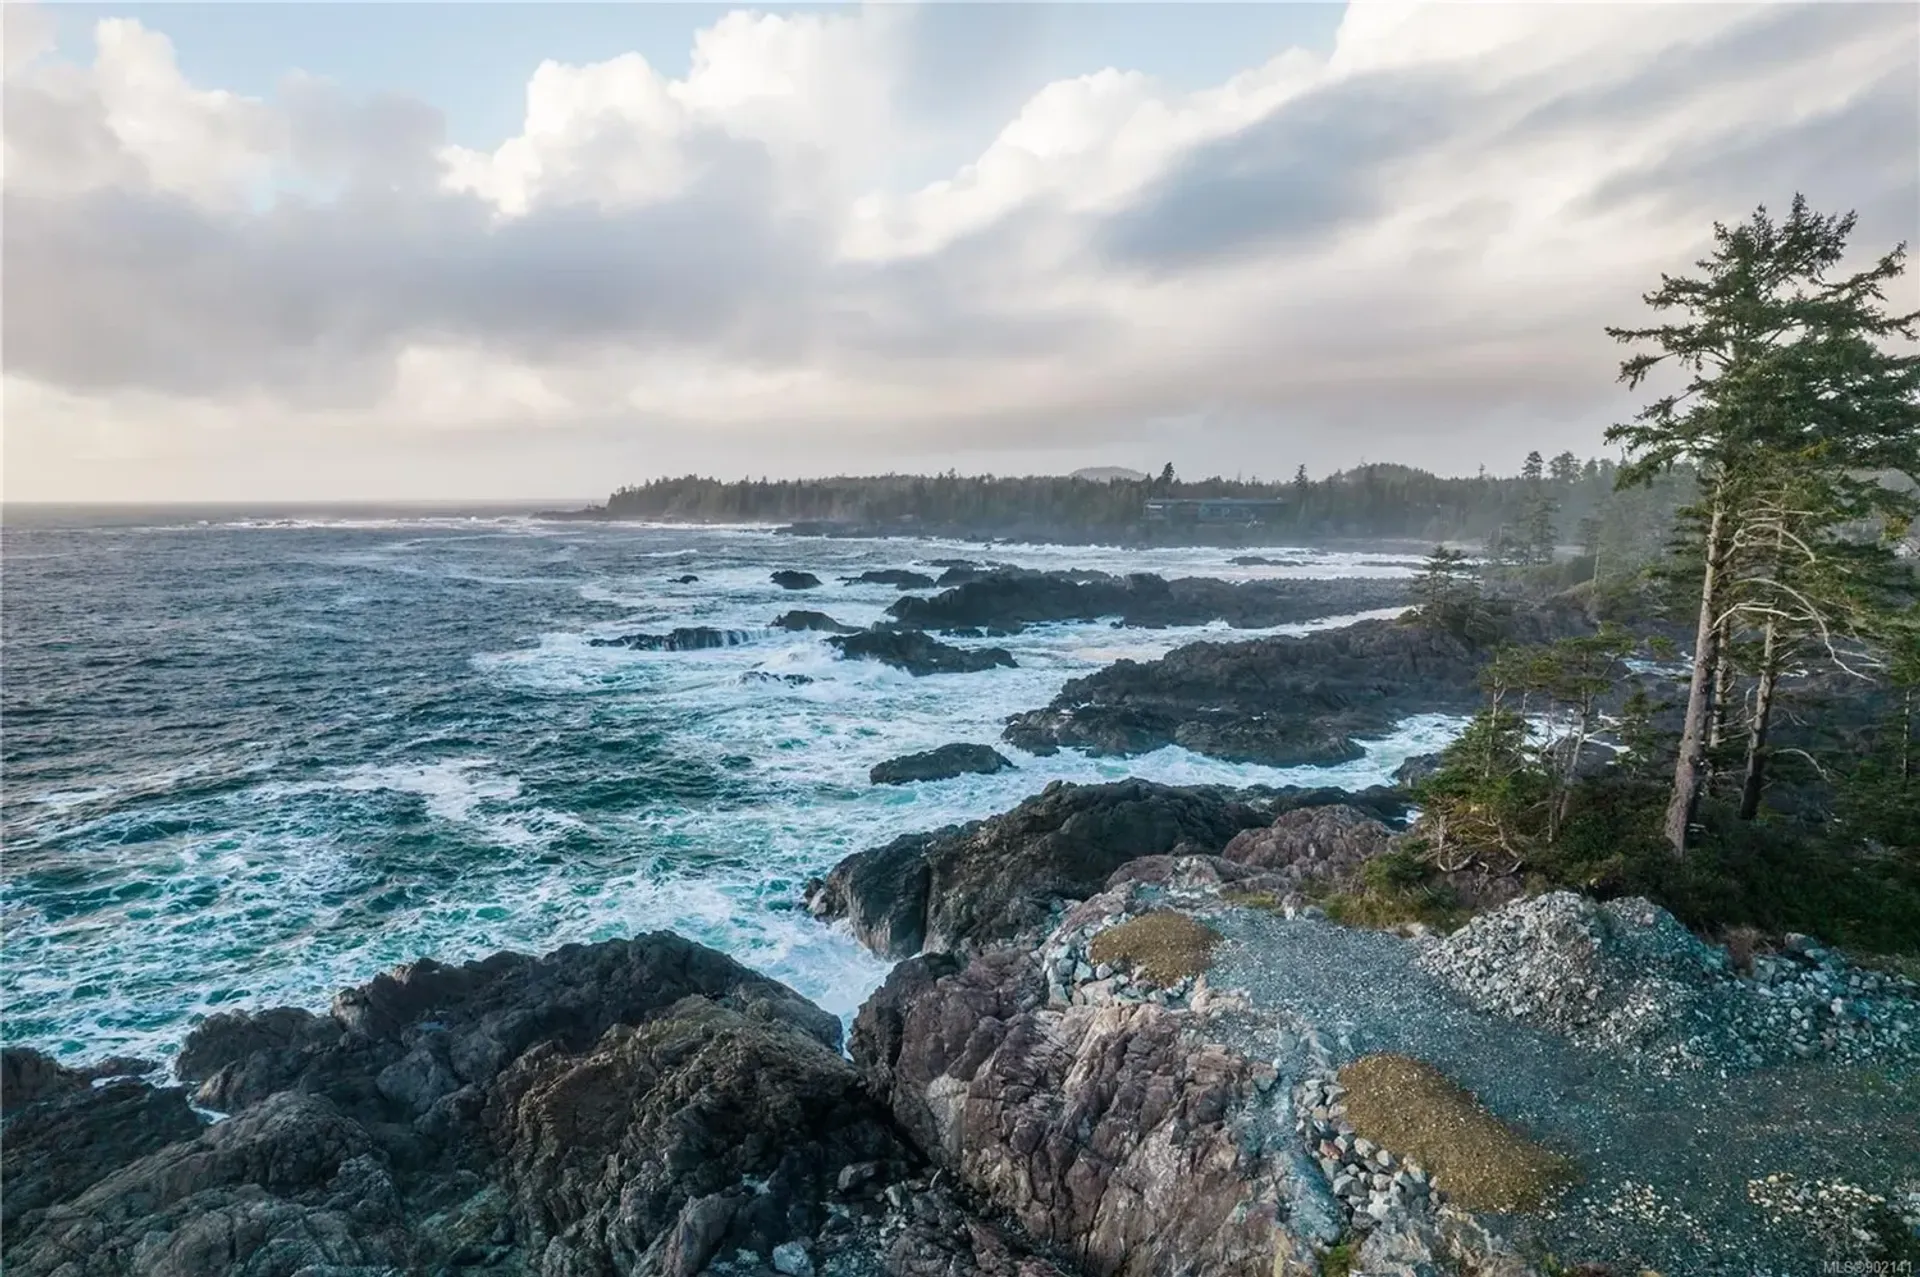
xmin=2 ymin=1047 xmax=87 ymax=1113
xmin=488 ymin=996 xmax=910 ymax=1275
xmin=829 ymin=630 xmax=1017 ymax=677
xmin=808 ymin=779 xmax=1268 ymax=958
xmin=843 ymin=569 xmax=937 ymax=589
xmin=773 ymin=609 xmax=860 ymax=634
xmin=1230 ymin=555 xmax=1285 ymax=565
xmin=773 ymin=570 xmax=823 ymax=590
xmin=743 ymin=670 xmax=816 ymax=686
xmin=1003 ymin=608 xmax=1590 ymax=766
xmin=871 ymin=744 xmax=1016 ymax=786
xmin=672 ymin=573 xmax=700 ymax=584
xmin=1394 ymin=752 xmax=1444 ymax=788
xmin=888 ymin=569 xmax=1410 ymax=633
xmin=590 ymin=626 xmax=757 ymax=651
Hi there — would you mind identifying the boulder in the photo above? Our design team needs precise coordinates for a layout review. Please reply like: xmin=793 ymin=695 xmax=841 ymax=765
xmin=590 ymin=626 xmax=757 ymax=651
xmin=871 ymin=744 xmax=1016 ymax=786
xmin=807 ymin=779 xmax=1268 ymax=958
xmin=829 ymin=630 xmax=1017 ymax=677
xmin=773 ymin=609 xmax=860 ymax=633
xmin=672 ymin=573 xmax=700 ymax=584
xmin=773 ymin=570 xmax=823 ymax=590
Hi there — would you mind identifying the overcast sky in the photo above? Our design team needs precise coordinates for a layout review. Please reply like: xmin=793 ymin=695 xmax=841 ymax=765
xmin=4 ymin=2 xmax=1916 ymax=503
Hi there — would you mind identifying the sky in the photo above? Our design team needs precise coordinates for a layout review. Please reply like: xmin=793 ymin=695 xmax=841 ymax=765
xmin=3 ymin=2 xmax=1916 ymax=503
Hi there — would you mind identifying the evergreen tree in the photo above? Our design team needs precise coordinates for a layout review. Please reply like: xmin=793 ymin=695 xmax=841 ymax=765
xmin=1606 ymin=195 xmax=1920 ymax=852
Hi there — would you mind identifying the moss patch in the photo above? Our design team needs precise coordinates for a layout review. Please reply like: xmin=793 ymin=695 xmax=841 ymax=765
xmin=1088 ymin=911 xmax=1219 ymax=985
xmin=1338 ymin=1053 xmax=1575 ymax=1213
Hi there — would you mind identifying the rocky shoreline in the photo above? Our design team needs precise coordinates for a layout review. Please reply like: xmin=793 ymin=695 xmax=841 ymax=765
xmin=7 ymin=574 xmax=1918 ymax=1277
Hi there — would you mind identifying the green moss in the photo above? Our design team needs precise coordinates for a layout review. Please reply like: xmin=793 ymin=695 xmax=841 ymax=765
xmin=1318 ymin=1238 xmax=1357 ymax=1277
xmin=1318 ymin=849 xmax=1470 ymax=932
xmin=1088 ymin=911 xmax=1219 ymax=984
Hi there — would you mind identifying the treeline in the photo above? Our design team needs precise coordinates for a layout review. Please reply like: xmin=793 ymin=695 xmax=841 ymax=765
xmin=596 ymin=457 xmax=1692 ymax=547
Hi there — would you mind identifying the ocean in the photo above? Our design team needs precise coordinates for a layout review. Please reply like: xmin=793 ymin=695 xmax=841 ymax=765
xmin=0 ymin=510 xmax=1451 ymax=1064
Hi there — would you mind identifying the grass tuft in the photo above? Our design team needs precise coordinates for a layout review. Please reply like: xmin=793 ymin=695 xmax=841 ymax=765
xmin=1088 ymin=911 xmax=1219 ymax=985
xmin=1338 ymin=1053 xmax=1576 ymax=1214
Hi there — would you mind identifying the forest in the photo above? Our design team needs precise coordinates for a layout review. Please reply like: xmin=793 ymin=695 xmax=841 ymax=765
xmin=591 ymin=454 xmax=1692 ymax=553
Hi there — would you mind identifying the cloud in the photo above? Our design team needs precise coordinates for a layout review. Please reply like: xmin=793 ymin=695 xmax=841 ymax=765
xmin=3 ymin=2 xmax=1916 ymax=501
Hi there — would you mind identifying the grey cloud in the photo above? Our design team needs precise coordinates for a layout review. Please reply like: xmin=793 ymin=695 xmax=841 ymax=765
xmin=1093 ymin=67 xmax=1470 ymax=270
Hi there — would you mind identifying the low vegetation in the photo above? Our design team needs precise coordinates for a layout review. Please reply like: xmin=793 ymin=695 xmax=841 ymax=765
xmin=1338 ymin=1054 xmax=1577 ymax=1214
xmin=1088 ymin=911 xmax=1220 ymax=984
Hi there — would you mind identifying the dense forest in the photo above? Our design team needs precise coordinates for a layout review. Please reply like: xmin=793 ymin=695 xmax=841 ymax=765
xmin=590 ymin=454 xmax=1693 ymax=552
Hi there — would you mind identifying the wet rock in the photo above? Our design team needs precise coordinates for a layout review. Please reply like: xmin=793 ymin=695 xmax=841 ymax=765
xmin=871 ymin=743 xmax=1015 ymax=786
xmin=887 ymin=569 xmax=1411 ymax=633
xmin=829 ymin=630 xmax=1017 ymax=677
xmin=773 ymin=570 xmax=823 ymax=590
xmin=672 ymin=573 xmax=701 ymax=584
xmin=844 ymin=569 xmax=937 ymax=589
xmin=591 ymin=626 xmax=758 ymax=651
xmin=810 ymin=779 xmax=1269 ymax=959
xmin=1003 ymin=606 xmax=1590 ymax=766
xmin=773 ymin=609 xmax=861 ymax=634
xmin=744 ymin=670 xmax=815 ymax=686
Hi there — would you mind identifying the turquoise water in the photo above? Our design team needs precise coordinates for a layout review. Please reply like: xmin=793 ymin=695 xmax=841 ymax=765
xmin=1 ymin=512 xmax=1445 ymax=1062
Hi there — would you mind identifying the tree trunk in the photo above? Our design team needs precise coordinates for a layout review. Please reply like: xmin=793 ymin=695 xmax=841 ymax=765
xmin=1737 ymin=619 xmax=1780 ymax=820
xmin=1664 ymin=499 xmax=1727 ymax=854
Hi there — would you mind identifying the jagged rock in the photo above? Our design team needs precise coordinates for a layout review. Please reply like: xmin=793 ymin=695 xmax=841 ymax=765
xmin=773 ymin=571 xmax=823 ymax=590
xmin=887 ymin=570 xmax=1411 ymax=633
xmin=1393 ymin=753 xmax=1444 ymax=788
xmin=743 ymin=670 xmax=816 ymax=686
xmin=870 ymin=744 xmax=1015 ymax=786
xmin=1 ymin=1054 xmax=204 ymax=1244
xmin=844 ymin=570 xmax=937 ymax=589
xmin=489 ymin=996 xmax=910 ymax=1275
xmin=672 ymin=574 xmax=700 ymax=584
xmin=829 ymin=630 xmax=1017 ymax=677
xmin=590 ymin=626 xmax=757 ymax=651
xmin=806 ymin=780 xmax=1268 ymax=958
xmin=1220 ymin=804 xmax=1397 ymax=891
xmin=773 ymin=610 xmax=861 ymax=634
xmin=179 ymin=934 xmax=842 ymax=1120
xmin=850 ymin=948 xmax=1329 ymax=1277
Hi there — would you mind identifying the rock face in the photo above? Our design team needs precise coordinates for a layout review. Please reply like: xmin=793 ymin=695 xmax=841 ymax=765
xmin=1 ymin=934 xmax=1071 ymax=1277
xmin=1004 ymin=618 xmax=1501 ymax=765
xmin=806 ymin=779 xmax=1269 ymax=958
xmin=829 ymin=630 xmax=1018 ymax=677
xmin=845 ymin=569 xmax=937 ymax=589
xmin=773 ymin=609 xmax=860 ymax=633
xmin=1220 ymin=804 xmax=1397 ymax=892
xmin=887 ymin=569 xmax=1410 ymax=632
xmin=592 ymin=626 xmax=758 ymax=651
xmin=870 ymin=743 xmax=1016 ymax=786
xmin=773 ymin=570 xmax=824 ymax=590
xmin=850 ymin=951 xmax=1326 ymax=1277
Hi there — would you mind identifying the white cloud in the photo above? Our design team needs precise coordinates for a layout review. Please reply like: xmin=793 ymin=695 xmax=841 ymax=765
xmin=3 ymin=1 xmax=1915 ymax=502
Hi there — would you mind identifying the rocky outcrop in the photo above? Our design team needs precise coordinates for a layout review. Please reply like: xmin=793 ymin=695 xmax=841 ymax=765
xmin=806 ymin=780 xmax=1270 ymax=959
xmin=845 ymin=570 xmax=938 ymax=589
xmin=2 ymin=934 xmax=1074 ymax=1277
xmin=1002 ymin=615 xmax=1551 ymax=765
xmin=849 ymin=950 xmax=1328 ymax=1277
xmin=672 ymin=573 xmax=701 ymax=584
xmin=886 ymin=570 xmax=1411 ymax=633
xmin=592 ymin=626 xmax=759 ymax=651
xmin=830 ymin=630 xmax=1018 ymax=677
xmin=774 ymin=609 xmax=860 ymax=633
xmin=1220 ymin=804 xmax=1397 ymax=892
xmin=773 ymin=570 xmax=823 ymax=590
xmin=871 ymin=744 xmax=1016 ymax=786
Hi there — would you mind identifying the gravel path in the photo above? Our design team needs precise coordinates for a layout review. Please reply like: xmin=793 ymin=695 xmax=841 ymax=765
xmin=1199 ymin=907 xmax=1920 ymax=1274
